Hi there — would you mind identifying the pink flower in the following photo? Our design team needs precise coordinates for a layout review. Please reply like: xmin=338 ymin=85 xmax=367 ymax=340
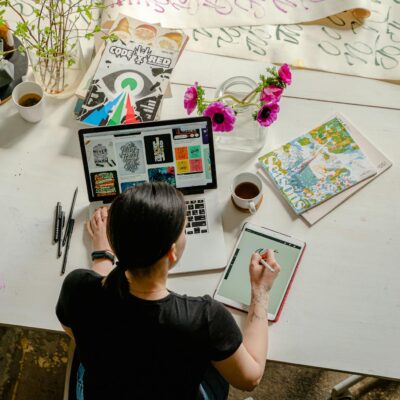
xmin=278 ymin=64 xmax=292 ymax=85
xmin=260 ymin=85 xmax=283 ymax=104
xmin=256 ymin=103 xmax=280 ymax=127
xmin=184 ymin=84 xmax=198 ymax=115
xmin=203 ymin=102 xmax=236 ymax=132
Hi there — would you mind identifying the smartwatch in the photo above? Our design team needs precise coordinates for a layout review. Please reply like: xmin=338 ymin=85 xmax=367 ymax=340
xmin=91 ymin=250 xmax=116 ymax=264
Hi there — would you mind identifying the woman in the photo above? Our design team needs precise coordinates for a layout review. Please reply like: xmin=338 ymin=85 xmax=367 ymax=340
xmin=56 ymin=182 xmax=280 ymax=399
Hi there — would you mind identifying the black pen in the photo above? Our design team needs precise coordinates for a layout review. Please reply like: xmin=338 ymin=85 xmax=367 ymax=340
xmin=57 ymin=211 xmax=65 ymax=258
xmin=53 ymin=202 xmax=62 ymax=243
xmin=63 ymin=187 xmax=78 ymax=246
xmin=60 ymin=219 xmax=74 ymax=276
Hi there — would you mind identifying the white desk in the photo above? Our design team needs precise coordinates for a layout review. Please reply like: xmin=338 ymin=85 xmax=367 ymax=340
xmin=0 ymin=52 xmax=399 ymax=381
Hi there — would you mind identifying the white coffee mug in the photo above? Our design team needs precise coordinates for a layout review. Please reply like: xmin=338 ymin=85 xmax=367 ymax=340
xmin=12 ymin=81 xmax=44 ymax=123
xmin=231 ymin=172 xmax=263 ymax=214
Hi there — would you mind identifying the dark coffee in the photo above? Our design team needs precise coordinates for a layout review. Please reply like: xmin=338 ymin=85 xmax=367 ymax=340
xmin=18 ymin=93 xmax=42 ymax=107
xmin=235 ymin=182 xmax=260 ymax=199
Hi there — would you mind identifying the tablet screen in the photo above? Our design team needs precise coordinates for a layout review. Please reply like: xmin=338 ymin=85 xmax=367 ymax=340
xmin=216 ymin=227 xmax=304 ymax=317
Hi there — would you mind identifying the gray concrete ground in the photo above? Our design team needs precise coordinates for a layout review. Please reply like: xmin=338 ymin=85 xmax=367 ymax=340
xmin=1 ymin=325 xmax=399 ymax=400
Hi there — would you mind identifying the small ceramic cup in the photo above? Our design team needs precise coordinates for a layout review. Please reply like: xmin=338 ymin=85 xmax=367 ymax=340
xmin=12 ymin=81 xmax=44 ymax=123
xmin=231 ymin=172 xmax=263 ymax=214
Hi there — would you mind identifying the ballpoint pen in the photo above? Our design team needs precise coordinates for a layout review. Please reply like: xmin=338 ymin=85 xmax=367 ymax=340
xmin=57 ymin=211 xmax=65 ymax=258
xmin=63 ymin=187 xmax=78 ymax=246
xmin=61 ymin=219 xmax=74 ymax=276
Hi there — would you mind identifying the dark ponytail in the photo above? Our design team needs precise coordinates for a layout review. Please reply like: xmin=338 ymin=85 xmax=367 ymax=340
xmin=103 ymin=182 xmax=186 ymax=298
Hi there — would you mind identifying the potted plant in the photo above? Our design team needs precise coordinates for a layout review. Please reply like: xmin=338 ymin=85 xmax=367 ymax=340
xmin=0 ymin=1 xmax=114 ymax=97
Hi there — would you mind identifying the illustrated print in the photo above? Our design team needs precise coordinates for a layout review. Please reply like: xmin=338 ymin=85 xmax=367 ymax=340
xmin=78 ymin=38 xmax=178 ymax=127
xmin=189 ymin=159 xmax=203 ymax=173
xmin=144 ymin=134 xmax=173 ymax=164
xmin=148 ymin=166 xmax=176 ymax=186
xmin=176 ymin=160 xmax=190 ymax=174
xmin=172 ymin=128 xmax=201 ymax=140
xmin=201 ymin=128 xmax=209 ymax=145
xmin=116 ymin=140 xmax=146 ymax=175
xmin=121 ymin=180 xmax=146 ymax=192
xmin=188 ymin=145 xmax=201 ymax=159
xmin=85 ymin=139 xmax=117 ymax=170
xmin=203 ymin=147 xmax=212 ymax=180
xmin=90 ymin=171 xmax=119 ymax=198
xmin=174 ymin=147 xmax=188 ymax=160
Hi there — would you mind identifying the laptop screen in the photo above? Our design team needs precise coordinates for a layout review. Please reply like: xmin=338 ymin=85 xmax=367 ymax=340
xmin=78 ymin=117 xmax=217 ymax=202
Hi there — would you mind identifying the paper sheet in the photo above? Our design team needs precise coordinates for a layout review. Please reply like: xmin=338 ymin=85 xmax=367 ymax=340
xmin=100 ymin=0 xmax=372 ymax=27
xmin=182 ymin=2 xmax=400 ymax=80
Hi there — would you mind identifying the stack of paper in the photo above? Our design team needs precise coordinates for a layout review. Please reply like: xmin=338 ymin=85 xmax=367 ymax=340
xmin=258 ymin=114 xmax=392 ymax=225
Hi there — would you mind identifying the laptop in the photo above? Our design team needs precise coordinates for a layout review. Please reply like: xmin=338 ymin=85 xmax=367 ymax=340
xmin=78 ymin=116 xmax=226 ymax=274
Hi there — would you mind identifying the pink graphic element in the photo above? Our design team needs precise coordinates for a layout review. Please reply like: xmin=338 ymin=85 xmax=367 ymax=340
xmin=125 ymin=95 xmax=139 ymax=124
xmin=273 ymin=0 xmax=325 ymax=13
xmin=190 ymin=158 xmax=203 ymax=173
xmin=0 ymin=275 xmax=5 ymax=290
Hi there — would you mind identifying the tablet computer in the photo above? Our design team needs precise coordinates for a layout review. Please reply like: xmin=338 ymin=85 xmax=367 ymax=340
xmin=214 ymin=223 xmax=306 ymax=322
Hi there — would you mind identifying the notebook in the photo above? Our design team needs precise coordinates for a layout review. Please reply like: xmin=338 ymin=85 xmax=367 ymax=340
xmin=78 ymin=116 xmax=227 ymax=274
xmin=258 ymin=114 xmax=377 ymax=215
xmin=300 ymin=114 xmax=392 ymax=225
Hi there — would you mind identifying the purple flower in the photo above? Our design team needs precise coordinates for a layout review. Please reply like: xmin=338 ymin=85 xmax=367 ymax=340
xmin=203 ymin=102 xmax=236 ymax=132
xmin=256 ymin=103 xmax=280 ymax=127
xmin=184 ymin=83 xmax=198 ymax=115
xmin=278 ymin=64 xmax=292 ymax=85
xmin=260 ymin=85 xmax=283 ymax=104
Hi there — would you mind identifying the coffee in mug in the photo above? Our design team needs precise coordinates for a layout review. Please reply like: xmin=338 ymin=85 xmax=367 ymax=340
xmin=18 ymin=93 xmax=42 ymax=107
xmin=12 ymin=81 xmax=44 ymax=123
xmin=234 ymin=182 xmax=260 ymax=200
xmin=231 ymin=172 xmax=263 ymax=214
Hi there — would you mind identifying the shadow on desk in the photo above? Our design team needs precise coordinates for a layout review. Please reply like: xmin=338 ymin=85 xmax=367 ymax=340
xmin=0 ymin=112 xmax=31 ymax=149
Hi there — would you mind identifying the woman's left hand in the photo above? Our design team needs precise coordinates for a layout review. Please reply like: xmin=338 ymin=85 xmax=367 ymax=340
xmin=87 ymin=207 xmax=112 ymax=252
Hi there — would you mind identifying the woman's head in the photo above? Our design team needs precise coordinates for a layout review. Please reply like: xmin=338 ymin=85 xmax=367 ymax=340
xmin=107 ymin=182 xmax=186 ymax=275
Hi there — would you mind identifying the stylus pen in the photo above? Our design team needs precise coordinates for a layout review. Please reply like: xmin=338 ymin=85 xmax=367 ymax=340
xmin=62 ymin=187 xmax=78 ymax=246
xmin=260 ymin=258 xmax=275 ymax=273
xmin=60 ymin=219 xmax=74 ymax=276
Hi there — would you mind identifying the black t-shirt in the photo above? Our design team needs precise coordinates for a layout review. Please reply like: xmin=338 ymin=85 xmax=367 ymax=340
xmin=56 ymin=269 xmax=242 ymax=400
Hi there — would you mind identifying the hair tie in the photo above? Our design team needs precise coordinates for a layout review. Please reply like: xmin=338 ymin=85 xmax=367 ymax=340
xmin=116 ymin=261 xmax=128 ymax=272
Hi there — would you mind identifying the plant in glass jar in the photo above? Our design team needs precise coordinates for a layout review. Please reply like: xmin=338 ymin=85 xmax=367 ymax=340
xmin=0 ymin=1 xmax=115 ymax=97
xmin=184 ymin=64 xmax=292 ymax=152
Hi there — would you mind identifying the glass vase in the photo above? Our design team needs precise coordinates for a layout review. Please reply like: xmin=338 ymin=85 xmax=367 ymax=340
xmin=214 ymin=76 xmax=267 ymax=152
xmin=29 ymin=39 xmax=84 ymax=98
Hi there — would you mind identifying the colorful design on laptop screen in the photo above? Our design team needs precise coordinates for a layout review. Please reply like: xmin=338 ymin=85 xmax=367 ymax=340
xmin=82 ymin=120 xmax=213 ymax=200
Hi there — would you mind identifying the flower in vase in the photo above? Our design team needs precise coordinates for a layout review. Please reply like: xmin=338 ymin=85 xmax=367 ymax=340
xmin=256 ymin=103 xmax=280 ymax=127
xmin=203 ymin=102 xmax=236 ymax=132
xmin=184 ymin=83 xmax=198 ymax=114
xmin=260 ymin=85 xmax=283 ymax=104
xmin=278 ymin=64 xmax=292 ymax=85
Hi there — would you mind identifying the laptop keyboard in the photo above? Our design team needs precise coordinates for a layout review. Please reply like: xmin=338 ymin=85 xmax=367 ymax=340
xmin=185 ymin=199 xmax=208 ymax=235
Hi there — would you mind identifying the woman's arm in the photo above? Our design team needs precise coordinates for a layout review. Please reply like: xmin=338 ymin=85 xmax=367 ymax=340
xmin=212 ymin=250 xmax=280 ymax=391
xmin=87 ymin=207 xmax=115 ymax=276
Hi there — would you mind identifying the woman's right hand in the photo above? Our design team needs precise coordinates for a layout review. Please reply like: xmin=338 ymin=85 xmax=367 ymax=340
xmin=249 ymin=250 xmax=280 ymax=292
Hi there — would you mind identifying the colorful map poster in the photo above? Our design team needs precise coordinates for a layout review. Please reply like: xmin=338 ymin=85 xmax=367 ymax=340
xmin=259 ymin=116 xmax=377 ymax=214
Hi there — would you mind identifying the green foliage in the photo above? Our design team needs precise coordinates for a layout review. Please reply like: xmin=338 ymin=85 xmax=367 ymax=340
xmin=3 ymin=0 xmax=110 ymax=65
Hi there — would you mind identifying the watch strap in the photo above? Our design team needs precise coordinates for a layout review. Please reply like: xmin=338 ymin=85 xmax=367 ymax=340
xmin=91 ymin=250 xmax=116 ymax=263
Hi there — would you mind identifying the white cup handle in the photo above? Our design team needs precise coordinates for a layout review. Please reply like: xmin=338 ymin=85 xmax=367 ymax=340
xmin=249 ymin=201 xmax=257 ymax=215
